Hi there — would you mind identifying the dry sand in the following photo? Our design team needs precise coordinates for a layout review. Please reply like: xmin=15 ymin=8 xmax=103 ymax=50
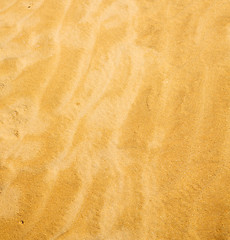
xmin=0 ymin=0 xmax=230 ymax=239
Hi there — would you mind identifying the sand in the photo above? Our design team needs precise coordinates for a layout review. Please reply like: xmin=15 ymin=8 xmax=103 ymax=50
xmin=0 ymin=0 xmax=230 ymax=239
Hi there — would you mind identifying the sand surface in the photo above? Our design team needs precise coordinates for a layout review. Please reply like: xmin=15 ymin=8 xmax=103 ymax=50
xmin=0 ymin=0 xmax=230 ymax=239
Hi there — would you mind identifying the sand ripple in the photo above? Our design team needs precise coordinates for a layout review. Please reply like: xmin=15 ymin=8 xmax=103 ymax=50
xmin=0 ymin=0 xmax=230 ymax=239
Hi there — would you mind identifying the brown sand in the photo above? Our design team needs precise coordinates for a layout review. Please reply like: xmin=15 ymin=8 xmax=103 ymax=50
xmin=0 ymin=0 xmax=230 ymax=239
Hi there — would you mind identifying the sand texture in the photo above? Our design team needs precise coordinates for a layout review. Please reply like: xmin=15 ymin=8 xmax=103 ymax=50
xmin=0 ymin=0 xmax=230 ymax=239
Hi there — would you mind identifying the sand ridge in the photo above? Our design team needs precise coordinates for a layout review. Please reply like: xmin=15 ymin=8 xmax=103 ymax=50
xmin=0 ymin=0 xmax=230 ymax=239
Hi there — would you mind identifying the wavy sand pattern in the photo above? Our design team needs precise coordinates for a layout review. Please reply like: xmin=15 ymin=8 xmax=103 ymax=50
xmin=0 ymin=0 xmax=230 ymax=239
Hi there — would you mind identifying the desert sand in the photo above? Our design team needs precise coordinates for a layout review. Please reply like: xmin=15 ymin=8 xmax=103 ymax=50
xmin=0 ymin=0 xmax=230 ymax=239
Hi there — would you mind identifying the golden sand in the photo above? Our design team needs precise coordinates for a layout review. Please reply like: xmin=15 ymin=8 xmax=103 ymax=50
xmin=0 ymin=0 xmax=230 ymax=239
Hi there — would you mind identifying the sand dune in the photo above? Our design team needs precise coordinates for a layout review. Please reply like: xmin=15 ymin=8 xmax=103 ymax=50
xmin=0 ymin=0 xmax=230 ymax=239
